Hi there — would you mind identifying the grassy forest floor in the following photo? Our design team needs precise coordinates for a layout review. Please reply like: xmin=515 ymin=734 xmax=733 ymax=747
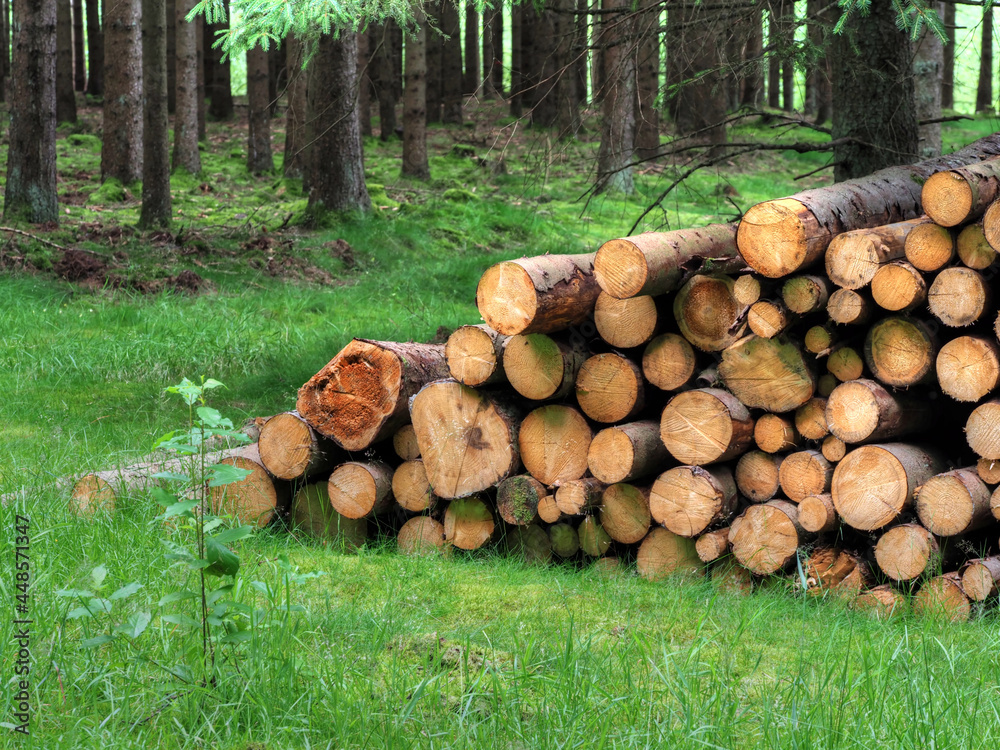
xmin=2 ymin=102 xmax=1000 ymax=748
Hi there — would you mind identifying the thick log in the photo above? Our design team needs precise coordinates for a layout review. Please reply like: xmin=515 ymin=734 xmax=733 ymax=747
xmin=778 ymin=450 xmax=833 ymax=503
xmin=729 ymin=499 xmax=806 ymax=575
xmin=695 ymin=527 xmax=731 ymax=562
xmin=392 ymin=460 xmax=436 ymax=513
xmin=393 ymin=424 xmax=421 ymax=460
xmin=445 ymin=324 xmax=509 ymax=387
xmin=922 ymin=156 xmax=1000 ymax=226
xmin=258 ymin=411 xmax=341 ymax=480
xmin=798 ymin=493 xmax=838 ymax=533
xmin=594 ymin=292 xmax=660 ymax=348
xmin=397 ymin=516 xmax=448 ymax=556
xmin=960 ymin=556 xmax=1000 ymax=600
xmin=794 ymin=397 xmax=829 ymax=441
xmin=519 ymin=404 xmax=592 ymax=485
xmin=476 ymin=253 xmax=600 ymax=335
xmin=328 ymin=461 xmax=395 ymax=519
xmin=915 ymin=468 xmax=993 ymax=536
xmin=825 ymin=379 xmax=932 ymax=444
xmin=290 ymin=483 xmax=367 ymax=549
xmin=870 ymin=261 xmax=926 ymax=312
xmin=599 ymin=483 xmax=652 ymax=544
xmin=549 ymin=522 xmax=580 ymax=558
xmin=827 ymin=288 xmax=872 ymax=326
xmin=927 ymin=267 xmax=990 ymax=327
xmin=504 ymin=524 xmax=553 ymax=565
xmin=824 ymin=218 xmax=927 ymax=289
xmin=956 ymin=222 xmax=996 ymax=270
xmin=781 ymin=275 xmax=830 ymax=314
xmin=875 ymin=522 xmax=943 ymax=581
xmin=804 ymin=547 xmax=871 ymax=595
xmin=748 ymin=299 xmax=794 ymax=339
xmin=660 ymin=388 xmax=755 ymax=465
xmin=719 ymin=335 xmax=815 ymax=413
xmin=588 ymin=420 xmax=670 ymax=484
xmin=410 ymin=380 xmax=522 ymax=498
xmin=636 ymin=527 xmax=701 ymax=580
xmin=642 ymin=333 xmax=697 ymax=391
xmin=502 ymin=332 xmax=586 ymax=401
xmin=936 ymin=336 xmax=1000 ymax=402
xmin=904 ymin=222 xmax=955 ymax=272
xmin=577 ymin=516 xmax=613 ymax=557
xmin=966 ymin=399 xmax=1000 ymax=459
xmin=576 ymin=353 xmax=645 ymax=423
xmin=735 ymin=134 xmax=1000 ymax=279
xmin=443 ymin=495 xmax=496 ymax=550
xmin=821 ymin=436 xmax=848 ymax=463
xmin=593 ymin=223 xmax=741 ymax=299
xmin=496 ymin=475 xmax=547 ymax=526
xmin=554 ymin=477 xmax=605 ymax=516
xmin=651 ymin=464 xmax=738 ymax=536
xmin=864 ymin=317 xmax=938 ymax=387
xmin=754 ymin=413 xmax=801 ymax=453
xmin=832 ymin=444 xmax=944 ymax=530
xmin=734 ymin=451 xmax=782 ymax=502
xmin=297 ymin=339 xmax=450 ymax=450
xmin=673 ymin=274 xmax=747 ymax=351
xmin=854 ymin=584 xmax=908 ymax=619
xmin=913 ymin=572 xmax=971 ymax=622
xmin=208 ymin=444 xmax=291 ymax=528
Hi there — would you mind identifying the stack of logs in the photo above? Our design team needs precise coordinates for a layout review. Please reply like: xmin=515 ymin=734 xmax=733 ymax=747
xmin=71 ymin=134 xmax=1000 ymax=622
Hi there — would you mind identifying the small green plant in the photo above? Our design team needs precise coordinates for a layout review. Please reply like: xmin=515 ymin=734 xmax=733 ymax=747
xmin=56 ymin=564 xmax=151 ymax=649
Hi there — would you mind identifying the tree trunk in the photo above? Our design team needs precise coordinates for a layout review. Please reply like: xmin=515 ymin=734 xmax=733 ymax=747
xmin=205 ymin=0 xmax=233 ymax=120
xmin=71 ymin=0 xmax=83 ymax=88
xmin=651 ymin=464 xmax=738 ymax=538
xmin=372 ymin=22 xmax=399 ymax=140
xmin=402 ymin=15 xmax=430 ymax=179
xmin=56 ymin=0 xmax=75 ymax=122
xmin=0 ymin=0 xmax=8 ymax=101
xmin=102 ymin=0 xmax=143 ymax=184
xmin=942 ymin=1 xmax=955 ymax=109
xmin=356 ymin=29 xmax=371 ymax=136
xmin=84 ymin=0 xmax=102 ymax=95
xmin=426 ymin=4 xmax=442 ymax=122
xmin=914 ymin=1 xmax=943 ymax=157
xmin=532 ymin=0 xmax=560 ymax=126
xmin=440 ymin=0 xmax=462 ymax=123
xmin=831 ymin=0 xmax=918 ymax=181
xmin=463 ymin=2 xmax=478 ymax=95
xmin=258 ymin=411 xmax=342 ymax=480
xmin=635 ymin=0 xmax=659 ymax=161
xmin=977 ymin=6 xmax=993 ymax=113
xmin=519 ymin=404 xmax=592 ymax=485
xmin=741 ymin=3 xmax=763 ymax=108
xmin=445 ymin=325 xmax=508 ymax=387
xmin=779 ymin=0 xmax=793 ymax=111
xmin=328 ymin=461 xmax=394 ymax=519
xmin=510 ymin=0 xmax=522 ymax=116
xmin=173 ymin=0 xmax=200 ymax=174
xmin=139 ymin=0 xmax=171 ymax=229
xmin=595 ymin=0 xmax=635 ymax=194
xmin=482 ymin=5 xmax=501 ymax=97
xmin=246 ymin=44 xmax=273 ymax=174
xmin=767 ymin=1 xmax=780 ymax=108
xmin=4 ymin=0 xmax=58 ymax=224
xmin=283 ymin=33 xmax=308 ymax=178
xmin=195 ymin=13 xmax=204 ymax=138
xmin=165 ymin=0 xmax=174 ymax=111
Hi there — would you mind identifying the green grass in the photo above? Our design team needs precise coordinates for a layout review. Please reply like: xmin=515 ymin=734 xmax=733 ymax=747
xmin=2 ymin=110 xmax=1000 ymax=748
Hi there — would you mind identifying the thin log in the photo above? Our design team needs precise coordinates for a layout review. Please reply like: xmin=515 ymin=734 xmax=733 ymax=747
xmin=660 ymin=388 xmax=755 ymax=465
xmin=588 ymin=420 xmax=670 ymax=484
xmin=748 ymin=299 xmax=794 ymax=339
xmin=397 ymin=516 xmax=448 ymax=556
xmin=445 ymin=324 xmax=509 ymax=387
xmin=854 ymin=584 xmax=907 ymax=619
xmin=821 ymin=436 xmax=848 ymax=462
xmin=864 ymin=317 xmax=938 ymax=387
xmin=956 ymin=222 xmax=996 ymax=269
xmin=734 ymin=451 xmax=782 ymax=502
xmin=392 ymin=460 xmax=437 ymax=513
xmin=504 ymin=524 xmax=553 ymax=565
xmin=729 ymin=499 xmax=807 ymax=575
xmin=781 ymin=274 xmax=831 ymax=314
xmin=328 ymin=461 xmax=395 ymax=519
xmin=549 ymin=522 xmax=580 ymax=558
xmin=290 ymin=482 xmax=367 ymax=549
xmin=913 ymin=572 xmax=971 ymax=622
xmin=594 ymin=292 xmax=660 ymax=348
xmin=794 ymin=397 xmax=829 ymax=441
xmin=960 ymin=556 xmax=1000 ymax=600
xmin=904 ymin=222 xmax=956 ymax=272
xmin=824 ymin=218 xmax=928 ymax=289
xmin=575 ymin=353 xmax=645 ymax=423
xmin=674 ymin=273 xmax=747 ymax=351
xmin=754 ymin=413 xmax=802 ymax=453
xmin=827 ymin=288 xmax=872 ymax=326
xmin=651 ymin=464 xmax=738 ymax=536
xmin=922 ymin=156 xmax=1000 ymax=226
xmin=915 ymin=468 xmax=993 ymax=536
xmin=642 ymin=333 xmax=697 ymax=391
xmin=870 ymin=261 xmax=926 ymax=312
xmin=719 ymin=335 xmax=815 ymax=413
xmin=208 ymin=444 xmax=292 ymax=528
xmin=695 ymin=527 xmax=731 ymax=563
xmin=496 ymin=474 xmax=547 ymax=526
xmin=804 ymin=325 xmax=836 ymax=355
xmin=443 ymin=495 xmax=496 ymax=550
xmin=927 ymin=267 xmax=990 ymax=327
xmin=258 ymin=411 xmax=342 ymax=480
xmin=875 ymin=522 xmax=944 ymax=581
xmin=965 ymin=399 xmax=1000 ymax=460
xmin=825 ymin=379 xmax=933 ymax=444
xmin=798 ymin=493 xmax=838 ymax=533
xmin=977 ymin=457 xmax=1000 ymax=484
xmin=599 ymin=483 xmax=652 ymax=544
xmin=778 ymin=449 xmax=834 ymax=503
xmin=578 ymin=516 xmax=613 ymax=557
xmin=393 ymin=424 xmax=422 ymax=460
xmin=502 ymin=332 xmax=586 ymax=401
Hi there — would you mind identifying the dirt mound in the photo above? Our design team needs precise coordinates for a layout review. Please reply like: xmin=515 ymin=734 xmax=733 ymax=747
xmin=53 ymin=248 xmax=109 ymax=282
xmin=127 ymin=269 xmax=207 ymax=295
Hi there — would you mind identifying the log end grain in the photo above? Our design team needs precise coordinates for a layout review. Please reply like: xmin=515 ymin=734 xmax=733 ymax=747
xmin=599 ymin=483 xmax=652 ymax=544
xmin=576 ymin=353 xmax=644 ymax=423
xmin=874 ymin=523 xmax=938 ymax=582
xmin=393 ymin=424 xmax=422 ymax=461
xmin=798 ymin=493 xmax=838 ymax=533
xmin=642 ymin=333 xmax=697 ymax=391
xmin=503 ymin=333 xmax=572 ymax=400
xmin=445 ymin=325 xmax=503 ymax=387
xmin=719 ymin=335 xmax=815 ymax=413
xmin=937 ymin=336 xmax=1000 ymax=403
xmin=913 ymin=574 xmax=971 ymax=622
xmin=328 ymin=461 xmax=393 ymax=519
xmin=904 ymin=222 xmax=955 ymax=272
xmin=737 ymin=198 xmax=814 ymax=278
xmin=966 ymin=399 xmax=1000 ymax=460
xmin=443 ymin=496 xmax=495 ymax=550
xmin=651 ymin=465 xmax=736 ymax=537
xmin=209 ymin=455 xmax=281 ymax=528
xmin=729 ymin=500 xmax=802 ymax=575
xmin=475 ymin=261 xmax=537 ymax=334
xmin=70 ymin=475 xmax=116 ymax=517
xmin=928 ymin=267 xmax=989 ymax=327
xmin=594 ymin=237 xmax=650 ymax=299
xmin=754 ymin=413 xmax=801 ymax=453
xmin=854 ymin=584 xmax=908 ymax=619
xmin=595 ymin=292 xmax=659 ymax=349
xmin=397 ymin=516 xmax=448 ymax=556
xmin=636 ymin=526 xmax=702 ymax=580
xmin=578 ymin=516 xmax=613 ymax=557
xmin=519 ymin=405 xmax=592 ymax=485
xmin=922 ymin=170 xmax=974 ymax=227
xmin=660 ymin=388 xmax=754 ymax=465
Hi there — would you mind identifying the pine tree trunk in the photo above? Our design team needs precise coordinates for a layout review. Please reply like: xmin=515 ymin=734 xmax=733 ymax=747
xmin=520 ymin=2 xmax=539 ymax=113
xmin=56 ymin=0 xmax=76 ymax=122
xmin=977 ymin=6 xmax=993 ymax=113
xmin=3 ymin=0 xmax=58 ymax=224
xmin=482 ymin=5 xmax=501 ymax=97
xmin=246 ymin=44 xmax=273 ymax=174
xmin=767 ymin=0 xmax=781 ymax=108
xmin=510 ymin=1 xmax=522 ymax=116
xmin=102 ymin=0 xmax=143 ymax=184
xmin=0 ymin=0 xmax=8 ymax=101
xmin=371 ymin=22 xmax=399 ymax=140
xmin=440 ymin=0 xmax=462 ymax=124
xmin=173 ymin=0 xmax=200 ymax=174
xmin=402 ymin=16 xmax=430 ymax=180
xmin=357 ymin=30 xmax=371 ymax=137
xmin=283 ymin=33 xmax=308 ymax=178
xmin=532 ymin=1 xmax=559 ymax=126
xmin=84 ymin=0 xmax=102 ymax=95
xmin=266 ymin=43 xmax=281 ymax=116
xmin=305 ymin=32 xmax=370 ymax=214
xmin=595 ymin=0 xmax=635 ymax=194
xmin=195 ymin=13 xmax=205 ymax=138
xmin=165 ymin=0 xmax=175 ymax=112
xmin=741 ymin=3 xmax=763 ymax=108
xmin=780 ymin=0 xmax=793 ymax=111
xmin=572 ymin=0 xmax=587 ymax=107
xmin=71 ymin=0 xmax=83 ymax=88
xmin=942 ymin=1 xmax=955 ymax=109
xmin=139 ymin=0 xmax=170 ymax=229
xmin=205 ymin=0 xmax=233 ymax=120
xmin=669 ymin=1 xmax=726 ymax=144
xmin=635 ymin=0 xmax=659 ymax=161
xmin=914 ymin=1 xmax=943 ymax=158
xmin=426 ymin=4 xmax=442 ymax=122
xmin=463 ymin=2 xmax=478 ymax=95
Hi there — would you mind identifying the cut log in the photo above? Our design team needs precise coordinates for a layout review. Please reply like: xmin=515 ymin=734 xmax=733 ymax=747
xmin=984 ymin=197 xmax=1000 ymax=252
xmin=719 ymin=335 xmax=815 ymax=413
xmin=549 ymin=522 xmax=580 ymax=558
xmin=290 ymin=482 xmax=367 ymax=549
xmin=922 ymin=156 xmax=1000 ymax=226
xmin=915 ymin=468 xmax=993 ymax=536
xmin=258 ymin=411 xmax=342 ymax=480
xmin=827 ymin=288 xmax=872 ymax=326
xmin=297 ymin=339 xmax=450 ymax=450
xmin=642 ymin=333 xmax=697 ymax=391
xmin=592 ymin=557 xmax=623 ymax=575
xmin=208 ymin=445 xmax=291 ymax=528
xmin=875 ymin=522 xmax=943 ymax=581
xmin=864 ymin=317 xmax=938 ymax=387
xmin=854 ymin=584 xmax=907 ymax=619
xmin=445 ymin=324 xmax=509 ymax=387
xmin=593 ymin=223 xmax=741 ymax=299
xmin=778 ymin=450 xmax=834 ymax=503
xmin=824 ymin=218 xmax=926 ymax=289
xmin=781 ymin=275 xmax=830 ymax=314
xmin=956 ymin=222 xmax=996 ymax=269
xmin=936 ymin=335 xmax=1000 ymax=402
xmin=577 ymin=516 xmax=613 ymax=557
xmin=443 ymin=495 xmax=496 ymax=550
xmin=636 ymin=527 xmax=701 ymax=580
xmin=734 ymin=451 xmax=782 ymax=502
xmin=798 ymin=493 xmax=838 ymax=533
xmin=966 ymin=399 xmax=1000 ymax=459
xmin=927 ymin=267 xmax=990 ymax=327
xmin=673 ymin=273 xmax=747 ymax=351
xmin=476 ymin=253 xmax=601 ymax=335
xmin=392 ymin=460 xmax=436 ymax=513
xmin=993 ymin=486 xmax=1000 ymax=521
xmin=502 ymin=332 xmax=586 ymax=401
xmin=817 ymin=374 xmax=839 ymax=397
xmin=554 ymin=477 xmax=605 ymax=516
xmin=588 ymin=420 xmax=670 ymax=484
xmin=904 ymin=222 xmax=955 ymax=272
xmin=504 ymin=524 xmax=553 ymax=565
xmin=594 ymin=292 xmax=660 ymax=348
xmin=804 ymin=547 xmax=871 ymax=595
xmin=960 ymin=557 xmax=1000 ymax=600
xmin=821 ymin=436 xmax=848 ymax=462
xmin=410 ymin=380 xmax=522 ymax=498
xmin=913 ymin=572 xmax=971 ymax=622
xmin=804 ymin=325 xmax=836 ymax=355
xmin=393 ymin=424 xmax=422 ymax=460
xmin=660 ymin=388 xmax=755 ymax=465
xmin=832 ymin=444 xmax=944 ymax=530
xmin=870 ymin=261 xmax=926 ymax=312
xmin=695 ymin=527 xmax=731 ymax=562
xmin=825 ymin=379 xmax=933 ymax=444
xmin=651 ymin=464 xmax=738 ymax=536
xmin=977 ymin=457 xmax=1000 ymax=484
xmin=575 ymin=353 xmax=645 ymax=423
xmin=794 ymin=397 xmax=829 ymax=441
xmin=729 ymin=500 xmax=806 ymax=575
xmin=599 ymin=483 xmax=652 ymax=544
xmin=754 ymin=413 xmax=801 ymax=453
xmin=733 ymin=274 xmax=774 ymax=307
xmin=826 ymin=346 xmax=864 ymax=383
xmin=397 ymin=516 xmax=447 ymax=556
xmin=748 ymin=299 xmax=794 ymax=339
xmin=328 ymin=461 xmax=395 ymax=519
xmin=537 ymin=493 xmax=563 ymax=523
xmin=519 ymin=404 xmax=592 ymax=485
xmin=496 ymin=474 xmax=547 ymax=526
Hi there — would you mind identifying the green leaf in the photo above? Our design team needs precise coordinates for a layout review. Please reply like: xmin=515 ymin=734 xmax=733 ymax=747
xmin=91 ymin=564 xmax=108 ymax=588
xmin=152 ymin=471 xmax=190 ymax=482
xmin=152 ymin=487 xmax=177 ymax=507
xmin=115 ymin=612 xmax=152 ymax=639
xmin=161 ymin=614 xmax=200 ymax=629
xmin=164 ymin=498 xmax=201 ymax=519
xmin=219 ymin=630 xmax=253 ymax=644
xmin=167 ymin=378 xmax=202 ymax=406
xmin=82 ymin=634 xmax=116 ymax=649
xmin=56 ymin=588 xmax=93 ymax=598
xmin=202 ymin=378 xmax=225 ymax=391
xmin=109 ymin=582 xmax=143 ymax=601
xmin=87 ymin=598 xmax=113 ymax=613
xmin=196 ymin=406 xmax=223 ymax=427
xmin=153 ymin=430 xmax=178 ymax=449
xmin=207 ymin=615 xmax=224 ymax=627
xmin=206 ymin=538 xmax=241 ymax=577
xmin=159 ymin=589 xmax=198 ymax=606
xmin=66 ymin=607 xmax=94 ymax=620
xmin=207 ymin=463 xmax=253 ymax=487
xmin=212 ymin=525 xmax=253 ymax=544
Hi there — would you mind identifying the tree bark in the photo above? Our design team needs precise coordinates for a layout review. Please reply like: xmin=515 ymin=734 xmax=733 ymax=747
xmin=426 ymin=4 xmax=442 ymax=122
xmin=4 ymin=0 xmax=58 ymax=224
xmin=942 ymin=1 xmax=955 ymax=109
xmin=205 ymin=0 xmax=233 ymax=120
xmin=0 ymin=0 xmax=9 ymax=101
xmin=165 ymin=0 xmax=174 ymax=111
xmin=173 ymin=0 xmax=200 ymax=174
xmin=914 ymin=1 xmax=943 ymax=158
xmin=440 ymin=0 xmax=463 ymax=123
xmin=635 ymin=0 xmax=659 ymax=161
xmin=463 ymin=1 xmax=478 ymax=95
xmin=977 ymin=6 xmax=993 ymax=113
xmin=195 ymin=13 xmax=204 ymax=138
xmin=246 ymin=44 xmax=273 ymax=174
xmin=84 ymin=0 xmax=102 ymax=95
xmin=402 ymin=15 xmax=430 ymax=179
xmin=102 ymin=0 xmax=143 ymax=184
xmin=482 ymin=5 xmax=501 ymax=97
xmin=779 ymin=0 xmax=793 ymax=111
xmin=356 ymin=29 xmax=371 ymax=137
xmin=139 ymin=0 xmax=171 ymax=229
xmin=56 ymin=0 xmax=75 ymax=122
xmin=668 ymin=1 xmax=726 ymax=144
xmin=595 ymin=0 xmax=635 ymax=194
xmin=371 ymin=22 xmax=399 ymax=140
xmin=283 ymin=33 xmax=308 ymax=178
xmin=71 ymin=0 xmax=82 ymax=88
xmin=741 ymin=2 xmax=763 ymax=108
xmin=510 ymin=0 xmax=522 ymax=116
